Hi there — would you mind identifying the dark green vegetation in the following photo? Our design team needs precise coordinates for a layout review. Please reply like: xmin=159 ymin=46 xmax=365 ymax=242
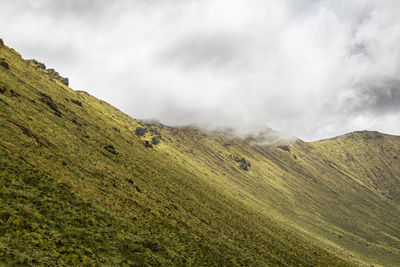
xmin=0 ymin=40 xmax=398 ymax=266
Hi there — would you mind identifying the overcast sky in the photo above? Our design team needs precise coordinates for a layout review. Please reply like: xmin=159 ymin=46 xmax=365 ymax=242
xmin=1 ymin=0 xmax=400 ymax=140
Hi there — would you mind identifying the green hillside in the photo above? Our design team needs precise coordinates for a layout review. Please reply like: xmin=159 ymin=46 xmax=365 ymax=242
xmin=149 ymin=126 xmax=400 ymax=266
xmin=0 ymin=39 xmax=399 ymax=266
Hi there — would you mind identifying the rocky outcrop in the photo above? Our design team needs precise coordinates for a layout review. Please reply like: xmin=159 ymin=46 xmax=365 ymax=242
xmin=28 ymin=59 xmax=46 ymax=70
xmin=28 ymin=60 xmax=69 ymax=86
xmin=47 ymin=68 xmax=69 ymax=86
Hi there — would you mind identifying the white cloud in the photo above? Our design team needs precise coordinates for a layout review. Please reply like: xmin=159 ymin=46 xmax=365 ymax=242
xmin=1 ymin=0 xmax=400 ymax=140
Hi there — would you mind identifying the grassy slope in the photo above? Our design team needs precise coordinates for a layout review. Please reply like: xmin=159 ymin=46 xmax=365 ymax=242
xmin=152 ymin=125 xmax=400 ymax=266
xmin=0 ymin=43 xmax=351 ymax=265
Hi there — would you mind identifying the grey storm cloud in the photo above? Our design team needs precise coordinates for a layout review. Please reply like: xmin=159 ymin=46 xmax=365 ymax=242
xmin=346 ymin=79 xmax=400 ymax=115
xmin=1 ymin=0 xmax=400 ymax=140
xmin=160 ymin=33 xmax=243 ymax=68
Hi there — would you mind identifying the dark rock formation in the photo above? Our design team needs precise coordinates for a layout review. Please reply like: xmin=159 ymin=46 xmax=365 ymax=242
xmin=27 ymin=60 xmax=69 ymax=85
xmin=0 ymin=58 xmax=9 ymax=69
xmin=46 ymin=68 xmax=69 ymax=86
xmin=233 ymin=155 xmax=251 ymax=171
xmin=28 ymin=59 xmax=46 ymax=70
xmin=149 ymin=127 xmax=160 ymax=135
xmin=126 ymin=178 xmax=142 ymax=193
xmin=39 ymin=93 xmax=62 ymax=117
xmin=144 ymin=140 xmax=153 ymax=148
xmin=134 ymin=185 xmax=141 ymax=193
xmin=278 ymin=145 xmax=290 ymax=152
xmin=71 ymin=99 xmax=83 ymax=107
xmin=60 ymin=77 xmax=69 ymax=86
xmin=135 ymin=127 xmax=147 ymax=136
xmin=151 ymin=136 xmax=160 ymax=145
xmin=104 ymin=144 xmax=117 ymax=155
xmin=9 ymin=90 xmax=20 ymax=97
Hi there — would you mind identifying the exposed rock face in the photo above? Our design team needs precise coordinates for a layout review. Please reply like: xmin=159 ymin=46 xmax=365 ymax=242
xmin=29 ymin=59 xmax=46 ymax=70
xmin=46 ymin=68 xmax=69 ymax=86
xmin=0 ymin=38 xmax=4 ymax=46
xmin=28 ymin=60 xmax=69 ymax=86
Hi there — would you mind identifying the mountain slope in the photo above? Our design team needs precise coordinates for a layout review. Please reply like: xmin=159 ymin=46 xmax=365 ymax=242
xmin=1 ymin=40 xmax=399 ymax=266
xmin=0 ymin=41 xmax=350 ymax=265
xmin=141 ymin=124 xmax=400 ymax=266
